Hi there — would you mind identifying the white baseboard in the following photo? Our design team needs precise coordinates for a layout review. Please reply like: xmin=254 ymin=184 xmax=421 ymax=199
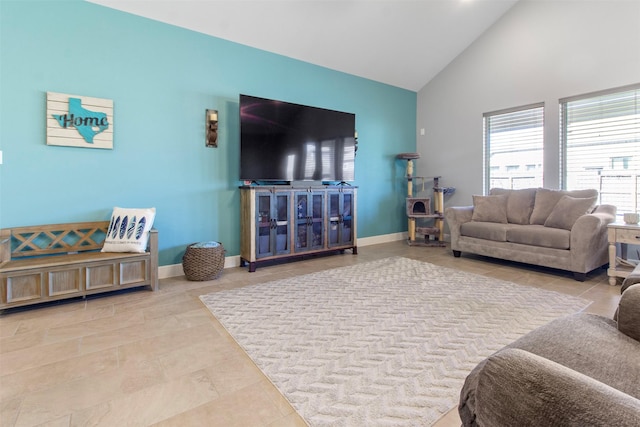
xmin=159 ymin=264 xmax=184 ymax=279
xmin=158 ymin=232 xmax=408 ymax=279
xmin=357 ymin=232 xmax=408 ymax=247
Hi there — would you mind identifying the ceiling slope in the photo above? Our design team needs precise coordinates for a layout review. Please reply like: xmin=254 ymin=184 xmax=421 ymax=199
xmin=87 ymin=0 xmax=519 ymax=91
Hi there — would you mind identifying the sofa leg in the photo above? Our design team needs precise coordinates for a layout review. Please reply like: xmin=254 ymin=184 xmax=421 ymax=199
xmin=453 ymin=250 xmax=461 ymax=258
xmin=573 ymin=272 xmax=587 ymax=282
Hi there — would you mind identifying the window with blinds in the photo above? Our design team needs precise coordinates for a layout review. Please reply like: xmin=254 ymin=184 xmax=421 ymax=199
xmin=483 ymin=103 xmax=544 ymax=193
xmin=560 ymin=84 xmax=640 ymax=214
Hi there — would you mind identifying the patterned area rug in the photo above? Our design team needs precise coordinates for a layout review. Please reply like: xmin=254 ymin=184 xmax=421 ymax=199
xmin=200 ymin=257 xmax=590 ymax=426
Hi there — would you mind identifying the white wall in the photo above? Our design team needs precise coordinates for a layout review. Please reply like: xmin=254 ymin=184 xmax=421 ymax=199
xmin=416 ymin=0 xmax=640 ymax=209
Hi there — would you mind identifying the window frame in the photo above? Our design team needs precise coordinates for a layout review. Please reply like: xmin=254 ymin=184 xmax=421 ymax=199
xmin=559 ymin=83 xmax=640 ymax=213
xmin=483 ymin=102 xmax=545 ymax=194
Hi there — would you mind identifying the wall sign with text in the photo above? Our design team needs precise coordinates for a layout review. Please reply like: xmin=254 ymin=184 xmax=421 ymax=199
xmin=46 ymin=92 xmax=114 ymax=149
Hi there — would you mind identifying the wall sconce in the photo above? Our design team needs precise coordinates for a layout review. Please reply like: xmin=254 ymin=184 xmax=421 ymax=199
xmin=206 ymin=109 xmax=218 ymax=147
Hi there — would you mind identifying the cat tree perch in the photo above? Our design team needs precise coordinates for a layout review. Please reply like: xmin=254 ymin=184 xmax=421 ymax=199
xmin=396 ymin=153 xmax=455 ymax=247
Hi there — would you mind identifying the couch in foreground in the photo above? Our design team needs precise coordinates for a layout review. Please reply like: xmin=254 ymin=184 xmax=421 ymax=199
xmin=444 ymin=188 xmax=617 ymax=281
xmin=459 ymin=282 xmax=640 ymax=427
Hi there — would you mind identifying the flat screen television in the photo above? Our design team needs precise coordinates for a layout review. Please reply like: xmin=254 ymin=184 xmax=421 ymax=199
xmin=240 ymin=94 xmax=356 ymax=183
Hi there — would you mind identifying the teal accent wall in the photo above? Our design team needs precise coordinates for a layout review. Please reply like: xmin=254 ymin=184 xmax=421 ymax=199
xmin=0 ymin=1 xmax=416 ymax=266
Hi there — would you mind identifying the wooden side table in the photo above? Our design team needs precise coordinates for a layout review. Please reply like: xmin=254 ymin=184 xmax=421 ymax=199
xmin=607 ymin=222 xmax=640 ymax=285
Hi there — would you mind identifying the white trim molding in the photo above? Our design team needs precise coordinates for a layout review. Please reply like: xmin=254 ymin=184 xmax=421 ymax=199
xmin=158 ymin=232 xmax=409 ymax=279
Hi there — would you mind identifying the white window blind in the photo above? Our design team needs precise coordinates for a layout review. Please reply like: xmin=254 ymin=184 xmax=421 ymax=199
xmin=561 ymin=84 xmax=640 ymax=214
xmin=483 ymin=103 xmax=544 ymax=193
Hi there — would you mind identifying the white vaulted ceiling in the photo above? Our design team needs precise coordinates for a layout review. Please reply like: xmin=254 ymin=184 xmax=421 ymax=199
xmin=87 ymin=0 xmax=519 ymax=91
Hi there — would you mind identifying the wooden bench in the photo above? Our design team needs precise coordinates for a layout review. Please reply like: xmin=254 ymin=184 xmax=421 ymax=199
xmin=0 ymin=221 xmax=158 ymax=310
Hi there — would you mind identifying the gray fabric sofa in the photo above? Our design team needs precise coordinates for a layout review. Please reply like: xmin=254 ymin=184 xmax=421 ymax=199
xmin=444 ymin=188 xmax=617 ymax=281
xmin=459 ymin=283 xmax=640 ymax=427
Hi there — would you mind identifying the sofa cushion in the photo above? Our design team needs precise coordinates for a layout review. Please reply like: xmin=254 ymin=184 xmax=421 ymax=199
xmin=543 ymin=195 xmax=597 ymax=230
xmin=471 ymin=195 xmax=508 ymax=223
xmin=529 ymin=188 xmax=598 ymax=225
xmin=490 ymin=188 xmax=537 ymax=225
xmin=507 ymin=224 xmax=570 ymax=249
xmin=461 ymin=221 xmax=510 ymax=242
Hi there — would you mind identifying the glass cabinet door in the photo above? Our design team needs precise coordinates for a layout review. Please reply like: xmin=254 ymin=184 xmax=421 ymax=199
xmin=310 ymin=193 xmax=324 ymax=249
xmin=295 ymin=193 xmax=309 ymax=250
xmin=256 ymin=194 xmax=273 ymax=258
xmin=275 ymin=194 xmax=290 ymax=255
xmin=295 ymin=192 xmax=325 ymax=252
xmin=328 ymin=193 xmax=340 ymax=246
xmin=341 ymin=192 xmax=353 ymax=246
xmin=256 ymin=192 xmax=290 ymax=259
xmin=328 ymin=190 xmax=354 ymax=247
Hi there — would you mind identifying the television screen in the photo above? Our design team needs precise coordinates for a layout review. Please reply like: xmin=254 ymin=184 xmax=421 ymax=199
xmin=240 ymin=94 xmax=356 ymax=182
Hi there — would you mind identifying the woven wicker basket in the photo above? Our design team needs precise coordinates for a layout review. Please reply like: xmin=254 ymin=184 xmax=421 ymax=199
xmin=182 ymin=241 xmax=225 ymax=281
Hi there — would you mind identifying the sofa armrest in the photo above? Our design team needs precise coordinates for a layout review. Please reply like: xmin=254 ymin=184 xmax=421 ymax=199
xmin=569 ymin=204 xmax=617 ymax=272
xmin=571 ymin=204 xmax=617 ymax=236
xmin=444 ymin=206 xmax=473 ymax=250
xmin=618 ymin=283 xmax=640 ymax=342
xmin=474 ymin=348 xmax=640 ymax=427
xmin=444 ymin=206 xmax=474 ymax=224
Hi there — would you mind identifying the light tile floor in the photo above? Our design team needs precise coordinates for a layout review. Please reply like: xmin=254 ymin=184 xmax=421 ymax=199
xmin=0 ymin=241 xmax=623 ymax=427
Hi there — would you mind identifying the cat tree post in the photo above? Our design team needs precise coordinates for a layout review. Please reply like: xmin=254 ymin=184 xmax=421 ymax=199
xmin=433 ymin=176 xmax=445 ymax=241
xmin=396 ymin=153 xmax=421 ymax=243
